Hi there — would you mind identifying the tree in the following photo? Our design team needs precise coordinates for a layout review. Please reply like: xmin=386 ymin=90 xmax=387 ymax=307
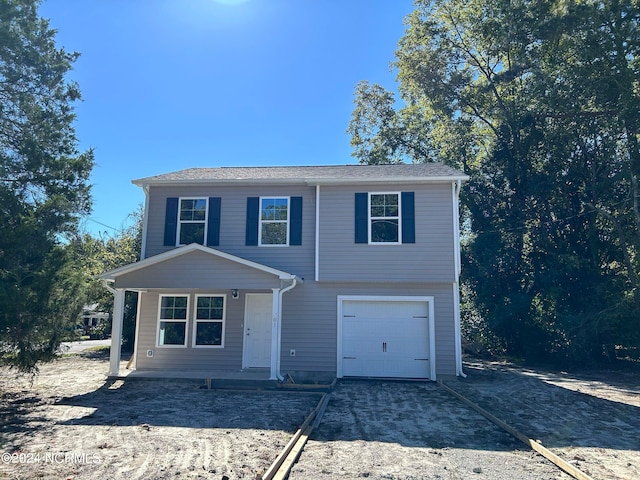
xmin=348 ymin=0 xmax=640 ymax=364
xmin=72 ymin=208 xmax=143 ymax=350
xmin=0 ymin=0 xmax=93 ymax=372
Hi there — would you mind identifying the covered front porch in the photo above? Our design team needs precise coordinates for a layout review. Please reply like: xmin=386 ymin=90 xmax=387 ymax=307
xmin=99 ymin=244 xmax=302 ymax=382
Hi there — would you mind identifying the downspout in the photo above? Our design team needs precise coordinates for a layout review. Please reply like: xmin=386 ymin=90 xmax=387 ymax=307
xmin=101 ymin=278 xmax=116 ymax=295
xmin=453 ymin=180 xmax=467 ymax=378
xmin=276 ymin=276 xmax=299 ymax=381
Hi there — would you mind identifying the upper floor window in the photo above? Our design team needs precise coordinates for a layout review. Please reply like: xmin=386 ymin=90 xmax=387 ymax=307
xmin=164 ymin=197 xmax=221 ymax=248
xmin=370 ymin=193 xmax=400 ymax=244
xmin=260 ymin=197 xmax=289 ymax=246
xmin=245 ymin=196 xmax=303 ymax=247
xmin=179 ymin=198 xmax=207 ymax=245
xmin=355 ymin=191 xmax=415 ymax=245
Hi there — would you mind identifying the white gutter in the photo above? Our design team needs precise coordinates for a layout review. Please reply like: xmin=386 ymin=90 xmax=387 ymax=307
xmin=101 ymin=278 xmax=116 ymax=295
xmin=452 ymin=180 xmax=466 ymax=378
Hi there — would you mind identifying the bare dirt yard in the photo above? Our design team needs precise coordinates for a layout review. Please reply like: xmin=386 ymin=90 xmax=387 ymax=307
xmin=0 ymin=352 xmax=320 ymax=479
xmin=0 ymin=350 xmax=638 ymax=480
xmin=291 ymin=361 xmax=639 ymax=480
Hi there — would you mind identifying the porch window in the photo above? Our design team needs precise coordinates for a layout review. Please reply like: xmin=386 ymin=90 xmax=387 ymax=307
xmin=178 ymin=198 xmax=207 ymax=245
xmin=260 ymin=197 xmax=289 ymax=246
xmin=157 ymin=295 xmax=189 ymax=346
xmin=193 ymin=295 xmax=225 ymax=347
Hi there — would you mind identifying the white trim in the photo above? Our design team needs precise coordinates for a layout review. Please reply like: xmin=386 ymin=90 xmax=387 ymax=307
xmin=336 ymin=295 xmax=436 ymax=380
xmin=258 ymin=196 xmax=290 ymax=247
xmin=453 ymin=283 xmax=465 ymax=377
xmin=368 ymin=192 xmax=402 ymax=245
xmin=452 ymin=181 xmax=462 ymax=282
xmin=177 ymin=197 xmax=209 ymax=246
xmin=140 ymin=185 xmax=150 ymax=259
xmin=108 ymin=288 xmax=125 ymax=376
xmin=132 ymin=291 xmax=143 ymax=370
xmin=100 ymin=243 xmax=297 ymax=281
xmin=192 ymin=294 xmax=226 ymax=348
xmin=315 ymin=185 xmax=320 ymax=282
xmin=156 ymin=294 xmax=189 ymax=348
xmin=133 ymin=176 xmax=470 ymax=188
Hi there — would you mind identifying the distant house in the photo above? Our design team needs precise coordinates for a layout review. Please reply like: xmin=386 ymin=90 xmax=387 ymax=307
xmin=100 ymin=164 xmax=468 ymax=381
xmin=80 ymin=304 xmax=109 ymax=336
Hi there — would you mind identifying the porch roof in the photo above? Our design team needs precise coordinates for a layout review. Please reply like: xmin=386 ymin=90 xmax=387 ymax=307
xmin=99 ymin=243 xmax=299 ymax=288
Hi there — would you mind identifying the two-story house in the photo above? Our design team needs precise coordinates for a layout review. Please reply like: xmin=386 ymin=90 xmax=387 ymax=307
xmin=100 ymin=163 xmax=468 ymax=381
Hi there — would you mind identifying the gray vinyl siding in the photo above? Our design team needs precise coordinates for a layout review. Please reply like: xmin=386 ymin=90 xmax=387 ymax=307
xmin=144 ymin=185 xmax=316 ymax=280
xmin=113 ymin=249 xmax=283 ymax=290
xmin=128 ymin=179 xmax=459 ymax=377
xmin=133 ymin=281 xmax=456 ymax=377
xmin=134 ymin=290 xmax=253 ymax=371
xmin=317 ymin=183 xmax=456 ymax=283
xmin=279 ymin=281 xmax=456 ymax=377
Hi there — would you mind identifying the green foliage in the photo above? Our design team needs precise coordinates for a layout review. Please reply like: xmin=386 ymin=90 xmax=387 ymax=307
xmin=71 ymin=207 xmax=143 ymax=351
xmin=0 ymin=0 xmax=93 ymax=373
xmin=349 ymin=0 xmax=640 ymax=365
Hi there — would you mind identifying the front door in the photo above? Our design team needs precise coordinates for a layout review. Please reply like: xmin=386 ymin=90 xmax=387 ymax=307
xmin=243 ymin=294 xmax=273 ymax=368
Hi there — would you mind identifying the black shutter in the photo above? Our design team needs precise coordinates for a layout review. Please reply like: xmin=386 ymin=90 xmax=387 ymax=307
xmin=163 ymin=197 xmax=179 ymax=246
xmin=354 ymin=192 xmax=368 ymax=244
xmin=245 ymin=197 xmax=259 ymax=246
xmin=401 ymin=191 xmax=415 ymax=244
xmin=289 ymin=196 xmax=303 ymax=245
xmin=206 ymin=197 xmax=221 ymax=247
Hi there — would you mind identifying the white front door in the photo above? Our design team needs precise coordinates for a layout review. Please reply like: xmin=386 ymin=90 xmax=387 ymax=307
xmin=243 ymin=294 xmax=273 ymax=368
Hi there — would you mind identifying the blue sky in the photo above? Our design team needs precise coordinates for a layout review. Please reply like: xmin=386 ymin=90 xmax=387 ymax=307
xmin=39 ymin=0 xmax=415 ymax=236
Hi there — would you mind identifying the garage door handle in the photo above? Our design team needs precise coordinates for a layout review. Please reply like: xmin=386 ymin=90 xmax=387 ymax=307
xmin=415 ymin=358 xmax=429 ymax=361
xmin=343 ymin=356 xmax=356 ymax=360
xmin=382 ymin=342 xmax=387 ymax=352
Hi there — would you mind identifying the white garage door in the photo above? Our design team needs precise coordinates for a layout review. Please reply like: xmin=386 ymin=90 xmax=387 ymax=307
xmin=339 ymin=297 xmax=433 ymax=379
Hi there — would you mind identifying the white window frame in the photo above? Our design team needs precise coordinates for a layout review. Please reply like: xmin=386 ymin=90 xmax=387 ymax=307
xmin=368 ymin=192 xmax=402 ymax=245
xmin=259 ymin=196 xmax=290 ymax=247
xmin=192 ymin=294 xmax=226 ymax=348
xmin=156 ymin=294 xmax=189 ymax=348
xmin=177 ymin=197 xmax=208 ymax=246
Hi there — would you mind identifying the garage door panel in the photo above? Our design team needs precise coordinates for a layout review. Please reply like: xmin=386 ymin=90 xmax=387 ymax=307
xmin=340 ymin=299 xmax=431 ymax=379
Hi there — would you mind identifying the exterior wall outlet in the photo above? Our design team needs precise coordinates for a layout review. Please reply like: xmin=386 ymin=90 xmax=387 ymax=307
xmin=289 ymin=349 xmax=296 ymax=357
xmin=146 ymin=349 xmax=154 ymax=358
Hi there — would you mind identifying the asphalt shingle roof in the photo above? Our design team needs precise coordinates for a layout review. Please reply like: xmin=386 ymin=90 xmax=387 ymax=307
xmin=133 ymin=163 xmax=468 ymax=186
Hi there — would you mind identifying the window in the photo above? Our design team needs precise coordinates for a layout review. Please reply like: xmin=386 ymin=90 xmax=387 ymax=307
xmin=260 ymin=197 xmax=289 ymax=246
xmin=193 ymin=295 xmax=225 ymax=347
xmin=178 ymin=198 xmax=207 ymax=245
xmin=157 ymin=295 xmax=189 ymax=346
xmin=355 ymin=192 xmax=415 ymax=245
xmin=370 ymin=193 xmax=400 ymax=243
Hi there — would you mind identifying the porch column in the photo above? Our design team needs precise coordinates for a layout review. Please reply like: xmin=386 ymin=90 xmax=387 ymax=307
xmin=108 ymin=288 xmax=125 ymax=377
xmin=269 ymin=288 xmax=281 ymax=380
